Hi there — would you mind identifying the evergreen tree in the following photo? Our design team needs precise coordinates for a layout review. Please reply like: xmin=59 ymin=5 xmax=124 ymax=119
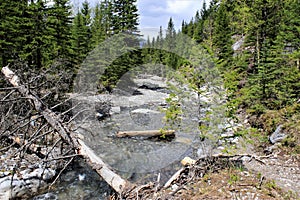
xmin=213 ymin=1 xmax=233 ymax=62
xmin=111 ymin=0 xmax=139 ymax=35
xmin=164 ymin=18 xmax=176 ymax=51
xmin=47 ymin=0 xmax=73 ymax=60
xmin=91 ymin=2 xmax=108 ymax=46
xmin=187 ymin=18 xmax=194 ymax=38
xmin=27 ymin=0 xmax=50 ymax=68
xmin=181 ymin=20 xmax=188 ymax=35
xmin=270 ymin=0 xmax=300 ymax=106
xmin=164 ymin=18 xmax=178 ymax=68
xmin=193 ymin=11 xmax=204 ymax=43
xmin=0 ymin=0 xmax=27 ymax=66
xmin=241 ymin=0 xmax=285 ymax=110
xmin=72 ymin=1 xmax=92 ymax=63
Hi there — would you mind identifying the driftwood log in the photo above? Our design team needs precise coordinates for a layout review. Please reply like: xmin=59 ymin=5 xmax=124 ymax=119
xmin=116 ymin=130 xmax=175 ymax=138
xmin=1 ymin=66 xmax=131 ymax=194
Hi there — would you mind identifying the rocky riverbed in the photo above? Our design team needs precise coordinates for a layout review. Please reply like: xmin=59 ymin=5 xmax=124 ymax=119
xmin=0 ymin=147 xmax=56 ymax=199
xmin=1 ymin=74 xmax=298 ymax=199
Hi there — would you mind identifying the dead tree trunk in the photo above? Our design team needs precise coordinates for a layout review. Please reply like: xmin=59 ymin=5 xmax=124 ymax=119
xmin=1 ymin=66 xmax=131 ymax=194
xmin=116 ymin=130 xmax=175 ymax=138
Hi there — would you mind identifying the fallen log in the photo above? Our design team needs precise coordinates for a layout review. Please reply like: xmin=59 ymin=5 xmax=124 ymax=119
xmin=77 ymin=138 xmax=129 ymax=193
xmin=116 ymin=129 xmax=175 ymax=138
xmin=1 ymin=66 xmax=130 ymax=194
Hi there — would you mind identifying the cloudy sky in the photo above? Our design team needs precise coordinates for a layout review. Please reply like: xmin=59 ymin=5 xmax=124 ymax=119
xmin=138 ymin=0 xmax=209 ymax=39
xmin=72 ymin=0 xmax=209 ymax=39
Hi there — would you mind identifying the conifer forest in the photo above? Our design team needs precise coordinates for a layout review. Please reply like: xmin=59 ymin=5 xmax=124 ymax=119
xmin=0 ymin=0 xmax=299 ymax=199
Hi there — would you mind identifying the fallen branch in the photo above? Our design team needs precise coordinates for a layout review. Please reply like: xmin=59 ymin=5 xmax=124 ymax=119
xmin=212 ymin=153 xmax=269 ymax=165
xmin=1 ymin=66 xmax=131 ymax=194
xmin=163 ymin=168 xmax=185 ymax=189
xmin=116 ymin=130 xmax=175 ymax=138
xmin=77 ymin=138 xmax=131 ymax=193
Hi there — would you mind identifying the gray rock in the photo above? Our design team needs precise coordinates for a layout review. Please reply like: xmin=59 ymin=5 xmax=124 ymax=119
xmin=33 ymin=192 xmax=58 ymax=200
xmin=232 ymin=36 xmax=245 ymax=51
xmin=220 ymin=132 xmax=234 ymax=138
xmin=110 ymin=106 xmax=121 ymax=114
xmin=131 ymin=108 xmax=160 ymax=114
xmin=0 ymin=167 xmax=55 ymax=199
xmin=269 ymin=125 xmax=287 ymax=144
xmin=264 ymin=143 xmax=280 ymax=154
xmin=230 ymin=137 xmax=239 ymax=144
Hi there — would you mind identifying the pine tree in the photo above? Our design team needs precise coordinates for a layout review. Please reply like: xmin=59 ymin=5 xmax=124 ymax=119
xmin=165 ymin=18 xmax=176 ymax=51
xmin=213 ymin=1 xmax=233 ymax=62
xmin=91 ymin=2 xmax=108 ymax=46
xmin=0 ymin=0 xmax=27 ymax=66
xmin=193 ymin=11 xmax=204 ymax=43
xmin=230 ymin=0 xmax=253 ymax=36
xmin=164 ymin=18 xmax=178 ymax=68
xmin=181 ymin=20 xmax=188 ymax=35
xmin=47 ymin=0 xmax=73 ymax=60
xmin=26 ymin=0 xmax=50 ymax=68
xmin=269 ymin=0 xmax=300 ymax=106
xmin=111 ymin=0 xmax=139 ymax=35
xmin=242 ymin=0 xmax=285 ymax=111
xmin=187 ymin=18 xmax=194 ymax=38
xmin=202 ymin=0 xmax=218 ymax=50
xmin=72 ymin=1 xmax=92 ymax=63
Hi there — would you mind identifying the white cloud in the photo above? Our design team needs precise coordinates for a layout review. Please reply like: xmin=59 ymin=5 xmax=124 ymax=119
xmin=165 ymin=0 xmax=195 ymax=14
xmin=71 ymin=0 xmax=211 ymax=39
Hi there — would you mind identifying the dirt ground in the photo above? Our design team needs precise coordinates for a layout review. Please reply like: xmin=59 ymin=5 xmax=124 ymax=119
xmin=114 ymin=143 xmax=300 ymax=200
xmin=177 ymin=154 xmax=300 ymax=200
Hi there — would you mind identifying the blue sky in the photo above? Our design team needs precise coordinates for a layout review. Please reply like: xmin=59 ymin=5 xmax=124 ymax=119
xmin=71 ymin=0 xmax=209 ymax=39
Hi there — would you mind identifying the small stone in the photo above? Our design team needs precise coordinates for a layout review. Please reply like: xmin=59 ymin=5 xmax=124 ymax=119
xmin=217 ymin=146 xmax=225 ymax=150
xmin=220 ymin=132 xmax=234 ymax=138
xmin=78 ymin=174 xmax=86 ymax=181
xmin=0 ymin=172 xmax=10 ymax=178
xmin=171 ymin=184 xmax=179 ymax=191
xmin=231 ymin=137 xmax=239 ymax=144
xmin=181 ymin=157 xmax=196 ymax=166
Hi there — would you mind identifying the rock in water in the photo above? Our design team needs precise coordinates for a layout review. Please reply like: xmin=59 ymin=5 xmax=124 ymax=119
xmin=269 ymin=125 xmax=287 ymax=144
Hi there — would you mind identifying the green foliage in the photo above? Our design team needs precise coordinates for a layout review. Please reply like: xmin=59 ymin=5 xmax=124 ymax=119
xmin=71 ymin=1 xmax=92 ymax=64
xmin=228 ymin=173 xmax=240 ymax=185
xmin=1 ymin=0 xmax=299 ymax=153
xmin=162 ymin=93 xmax=182 ymax=127
xmin=111 ymin=0 xmax=139 ymax=36
xmin=213 ymin=1 xmax=233 ymax=62
xmin=47 ymin=0 xmax=73 ymax=60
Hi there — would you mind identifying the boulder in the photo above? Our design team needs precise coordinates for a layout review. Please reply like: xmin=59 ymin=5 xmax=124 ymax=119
xmin=0 ymin=167 xmax=56 ymax=199
xmin=269 ymin=125 xmax=287 ymax=144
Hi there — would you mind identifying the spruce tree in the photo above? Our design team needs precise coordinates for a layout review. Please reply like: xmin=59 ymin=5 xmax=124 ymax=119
xmin=47 ymin=0 xmax=73 ymax=60
xmin=72 ymin=1 xmax=92 ymax=63
xmin=111 ymin=0 xmax=139 ymax=35
xmin=193 ymin=11 xmax=204 ymax=43
xmin=0 ymin=0 xmax=27 ymax=66
xmin=91 ymin=2 xmax=108 ymax=46
xmin=164 ymin=18 xmax=178 ymax=68
xmin=213 ymin=1 xmax=233 ymax=63
xmin=242 ymin=0 xmax=285 ymax=111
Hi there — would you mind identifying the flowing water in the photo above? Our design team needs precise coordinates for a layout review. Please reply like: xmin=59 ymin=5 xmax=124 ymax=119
xmin=33 ymin=75 xmax=214 ymax=199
